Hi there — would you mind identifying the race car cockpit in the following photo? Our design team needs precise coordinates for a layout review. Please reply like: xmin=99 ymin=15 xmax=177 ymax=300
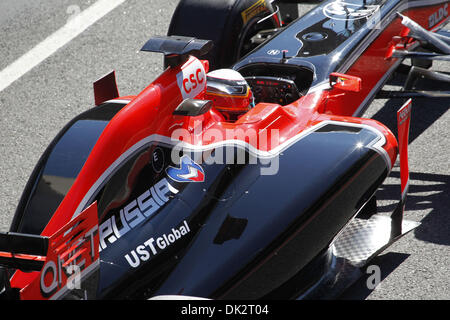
xmin=235 ymin=61 xmax=315 ymax=106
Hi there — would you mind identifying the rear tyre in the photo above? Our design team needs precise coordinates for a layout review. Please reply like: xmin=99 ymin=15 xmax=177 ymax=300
xmin=167 ymin=0 xmax=278 ymax=70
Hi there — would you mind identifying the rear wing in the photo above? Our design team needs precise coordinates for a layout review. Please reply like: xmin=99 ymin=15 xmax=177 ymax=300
xmin=0 ymin=233 xmax=48 ymax=272
xmin=0 ymin=202 xmax=99 ymax=300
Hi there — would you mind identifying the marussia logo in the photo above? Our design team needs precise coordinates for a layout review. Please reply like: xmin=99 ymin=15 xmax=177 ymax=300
xmin=166 ymin=155 xmax=205 ymax=183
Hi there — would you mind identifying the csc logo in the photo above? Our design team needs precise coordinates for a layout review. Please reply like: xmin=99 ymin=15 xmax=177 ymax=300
xmin=183 ymin=68 xmax=205 ymax=94
xmin=177 ymin=57 xmax=207 ymax=99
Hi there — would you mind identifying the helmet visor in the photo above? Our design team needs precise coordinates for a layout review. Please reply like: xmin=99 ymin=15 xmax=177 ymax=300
xmin=206 ymin=77 xmax=249 ymax=97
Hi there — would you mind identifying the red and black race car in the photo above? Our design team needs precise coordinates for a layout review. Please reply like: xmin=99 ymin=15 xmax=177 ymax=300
xmin=0 ymin=0 xmax=448 ymax=300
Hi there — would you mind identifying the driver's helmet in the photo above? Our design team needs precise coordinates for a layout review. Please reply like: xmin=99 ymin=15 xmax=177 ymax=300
xmin=205 ymin=69 xmax=254 ymax=120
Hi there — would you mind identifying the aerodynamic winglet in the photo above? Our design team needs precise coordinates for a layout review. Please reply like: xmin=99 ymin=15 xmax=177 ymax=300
xmin=391 ymin=99 xmax=413 ymax=238
xmin=0 ymin=232 xmax=48 ymax=271
xmin=141 ymin=35 xmax=213 ymax=67
xmin=93 ymin=70 xmax=119 ymax=106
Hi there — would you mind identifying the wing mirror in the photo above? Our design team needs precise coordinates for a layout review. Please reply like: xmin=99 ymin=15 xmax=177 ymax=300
xmin=173 ymin=98 xmax=213 ymax=117
xmin=330 ymin=73 xmax=362 ymax=92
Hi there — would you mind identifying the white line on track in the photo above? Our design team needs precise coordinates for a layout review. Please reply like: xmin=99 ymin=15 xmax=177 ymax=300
xmin=0 ymin=0 xmax=127 ymax=93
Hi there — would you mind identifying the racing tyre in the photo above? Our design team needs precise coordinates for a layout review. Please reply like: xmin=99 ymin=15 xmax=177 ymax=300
xmin=167 ymin=0 xmax=278 ymax=70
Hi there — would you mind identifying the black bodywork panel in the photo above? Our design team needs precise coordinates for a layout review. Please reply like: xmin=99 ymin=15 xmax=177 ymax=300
xmin=84 ymin=124 xmax=389 ymax=299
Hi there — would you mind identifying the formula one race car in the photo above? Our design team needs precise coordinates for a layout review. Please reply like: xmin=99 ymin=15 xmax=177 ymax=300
xmin=0 ymin=0 xmax=449 ymax=300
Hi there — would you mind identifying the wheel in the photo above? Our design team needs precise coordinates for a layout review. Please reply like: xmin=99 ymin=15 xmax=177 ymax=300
xmin=167 ymin=0 xmax=279 ymax=70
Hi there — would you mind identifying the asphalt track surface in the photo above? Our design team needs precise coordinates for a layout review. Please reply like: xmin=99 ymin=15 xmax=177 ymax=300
xmin=0 ymin=1 xmax=448 ymax=300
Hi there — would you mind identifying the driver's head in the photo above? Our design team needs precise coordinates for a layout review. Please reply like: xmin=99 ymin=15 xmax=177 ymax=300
xmin=205 ymin=69 xmax=254 ymax=120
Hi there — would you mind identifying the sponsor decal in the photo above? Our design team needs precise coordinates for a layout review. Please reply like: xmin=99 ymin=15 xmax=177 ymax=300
xmin=99 ymin=178 xmax=179 ymax=251
xmin=241 ymin=0 xmax=267 ymax=25
xmin=267 ymin=49 xmax=281 ymax=55
xmin=166 ymin=155 xmax=205 ymax=183
xmin=429 ymin=4 xmax=448 ymax=29
xmin=176 ymin=57 xmax=206 ymax=99
xmin=35 ymin=203 xmax=99 ymax=300
xmin=151 ymin=147 xmax=165 ymax=173
xmin=124 ymin=220 xmax=191 ymax=268
xmin=40 ymin=226 xmax=98 ymax=298
xmin=397 ymin=100 xmax=412 ymax=126
xmin=323 ymin=2 xmax=380 ymax=21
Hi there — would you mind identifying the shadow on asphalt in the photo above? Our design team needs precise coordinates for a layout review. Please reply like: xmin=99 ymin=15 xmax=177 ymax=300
xmin=370 ymin=70 xmax=450 ymax=247
xmin=376 ymin=171 xmax=450 ymax=246
xmin=372 ymin=96 xmax=449 ymax=144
